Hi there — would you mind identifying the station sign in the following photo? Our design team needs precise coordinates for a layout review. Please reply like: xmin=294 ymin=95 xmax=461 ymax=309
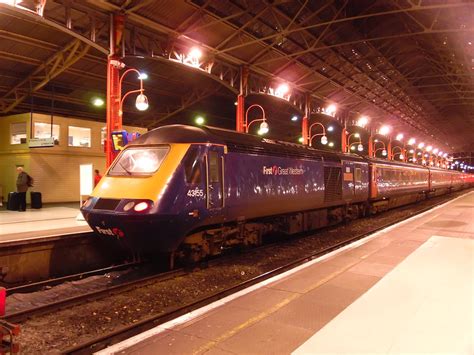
xmin=28 ymin=137 xmax=55 ymax=148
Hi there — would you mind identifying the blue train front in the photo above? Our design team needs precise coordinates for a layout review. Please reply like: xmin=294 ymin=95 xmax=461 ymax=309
xmin=81 ymin=124 xmax=371 ymax=261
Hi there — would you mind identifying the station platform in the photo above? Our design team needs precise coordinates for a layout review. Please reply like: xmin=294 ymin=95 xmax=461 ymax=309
xmin=0 ymin=204 xmax=91 ymax=243
xmin=101 ymin=190 xmax=474 ymax=355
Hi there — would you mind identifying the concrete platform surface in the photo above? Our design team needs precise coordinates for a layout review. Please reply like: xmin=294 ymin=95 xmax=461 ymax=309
xmin=0 ymin=204 xmax=91 ymax=242
xmin=293 ymin=236 xmax=474 ymax=354
xmin=100 ymin=190 xmax=474 ymax=355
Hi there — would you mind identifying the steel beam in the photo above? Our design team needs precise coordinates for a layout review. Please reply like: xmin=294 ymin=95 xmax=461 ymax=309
xmin=0 ymin=39 xmax=89 ymax=113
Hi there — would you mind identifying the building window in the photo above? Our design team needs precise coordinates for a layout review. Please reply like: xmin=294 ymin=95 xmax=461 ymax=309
xmin=34 ymin=122 xmax=60 ymax=144
xmin=68 ymin=126 xmax=91 ymax=147
xmin=10 ymin=122 xmax=27 ymax=145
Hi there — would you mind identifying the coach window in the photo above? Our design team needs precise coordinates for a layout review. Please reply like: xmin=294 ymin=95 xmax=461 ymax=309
xmin=68 ymin=126 xmax=91 ymax=147
xmin=209 ymin=151 xmax=220 ymax=182
xmin=10 ymin=122 xmax=27 ymax=144
xmin=184 ymin=147 xmax=202 ymax=184
xmin=355 ymin=167 xmax=362 ymax=182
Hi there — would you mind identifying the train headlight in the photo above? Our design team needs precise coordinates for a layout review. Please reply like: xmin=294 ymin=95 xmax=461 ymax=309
xmin=134 ymin=201 xmax=150 ymax=212
xmin=123 ymin=201 xmax=135 ymax=211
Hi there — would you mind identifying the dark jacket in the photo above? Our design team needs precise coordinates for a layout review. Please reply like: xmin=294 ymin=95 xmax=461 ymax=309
xmin=16 ymin=172 xmax=29 ymax=193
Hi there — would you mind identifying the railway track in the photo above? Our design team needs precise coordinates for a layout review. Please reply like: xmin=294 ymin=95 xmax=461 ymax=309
xmin=61 ymin=193 xmax=463 ymax=354
xmin=6 ymin=261 xmax=144 ymax=296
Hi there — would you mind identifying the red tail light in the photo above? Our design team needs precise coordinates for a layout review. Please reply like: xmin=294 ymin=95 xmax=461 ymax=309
xmin=134 ymin=201 xmax=149 ymax=212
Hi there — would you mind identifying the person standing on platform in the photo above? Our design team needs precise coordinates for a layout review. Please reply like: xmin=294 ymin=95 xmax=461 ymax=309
xmin=16 ymin=167 xmax=29 ymax=212
xmin=94 ymin=169 xmax=103 ymax=187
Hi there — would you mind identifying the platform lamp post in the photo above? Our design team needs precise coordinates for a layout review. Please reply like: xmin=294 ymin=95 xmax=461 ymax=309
xmin=244 ymin=104 xmax=269 ymax=135
xmin=406 ymin=138 xmax=416 ymax=163
xmin=308 ymin=122 xmax=328 ymax=147
xmin=374 ymin=139 xmax=388 ymax=158
xmin=391 ymin=133 xmax=405 ymax=162
xmin=118 ymin=68 xmax=149 ymax=119
xmin=347 ymin=133 xmax=363 ymax=153
xmin=106 ymin=65 xmax=149 ymax=166
xmin=431 ymin=148 xmax=439 ymax=167
xmin=391 ymin=146 xmax=405 ymax=162
xmin=425 ymin=145 xmax=433 ymax=166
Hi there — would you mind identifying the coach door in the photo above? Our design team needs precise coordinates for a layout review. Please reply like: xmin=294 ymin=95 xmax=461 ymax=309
xmin=205 ymin=146 xmax=224 ymax=210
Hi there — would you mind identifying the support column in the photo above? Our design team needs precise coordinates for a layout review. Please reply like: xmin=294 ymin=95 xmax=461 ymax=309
xmin=387 ymin=139 xmax=392 ymax=160
xmin=106 ymin=12 xmax=125 ymax=168
xmin=368 ymin=133 xmax=374 ymax=157
xmin=236 ymin=66 xmax=248 ymax=132
xmin=340 ymin=116 xmax=347 ymax=153
xmin=302 ymin=94 xmax=310 ymax=145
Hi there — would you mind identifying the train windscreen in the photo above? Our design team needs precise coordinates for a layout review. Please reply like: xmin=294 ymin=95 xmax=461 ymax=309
xmin=108 ymin=147 xmax=169 ymax=176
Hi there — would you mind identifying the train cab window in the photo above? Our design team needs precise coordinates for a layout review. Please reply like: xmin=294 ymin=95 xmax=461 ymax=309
xmin=184 ymin=147 xmax=202 ymax=184
xmin=355 ymin=168 xmax=362 ymax=182
xmin=209 ymin=151 xmax=220 ymax=183
xmin=109 ymin=147 xmax=169 ymax=176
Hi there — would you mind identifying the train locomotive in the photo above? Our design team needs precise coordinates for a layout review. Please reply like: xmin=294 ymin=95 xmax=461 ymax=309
xmin=80 ymin=124 xmax=473 ymax=263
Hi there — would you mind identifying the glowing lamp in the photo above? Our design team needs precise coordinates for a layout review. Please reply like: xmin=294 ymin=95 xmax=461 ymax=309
xmin=298 ymin=137 xmax=304 ymax=143
xmin=418 ymin=142 xmax=425 ymax=149
xmin=135 ymin=93 xmax=149 ymax=111
xmin=396 ymin=133 xmax=404 ymax=141
xmin=432 ymin=148 xmax=439 ymax=154
xmin=408 ymin=138 xmax=416 ymax=145
xmin=275 ymin=83 xmax=289 ymax=97
xmin=195 ymin=116 xmax=205 ymax=125
xmin=138 ymin=72 xmax=148 ymax=80
xmin=291 ymin=115 xmax=298 ymax=121
xmin=189 ymin=47 xmax=202 ymax=59
xmin=92 ymin=97 xmax=104 ymax=107
xmin=426 ymin=145 xmax=432 ymax=152
xmin=327 ymin=126 xmax=334 ymax=132
xmin=357 ymin=116 xmax=368 ymax=127
xmin=409 ymin=149 xmax=414 ymax=153
xmin=351 ymin=146 xmax=356 ymax=151
xmin=354 ymin=133 xmax=360 ymax=138
xmin=382 ymin=149 xmax=387 ymax=156
xmin=399 ymin=154 xmax=404 ymax=160
xmin=321 ymin=135 xmax=328 ymax=145
xmin=134 ymin=201 xmax=149 ymax=212
xmin=379 ymin=125 xmax=390 ymax=136
xmin=325 ymin=104 xmax=336 ymax=116
xmin=328 ymin=142 xmax=334 ymax=147
xmin=357 ymin=144 xmax=363 ymax=152
xmin=259 ymin=121 xmax=269 ymax=134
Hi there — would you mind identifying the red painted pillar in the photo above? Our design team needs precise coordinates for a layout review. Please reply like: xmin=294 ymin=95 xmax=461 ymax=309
xmin=106 ymin=13 xmax=125 ymax=168
xmin=302 ymin=94 xmax=310 ymax=145
xmin=387 ymin=139 xmax=392 ymax=160
xmin=341 ymin=125 xmax=347 ymax=153
xmin=368 ymin=134 xmax=373 ymax=157
xmin=106 ymin=57 xmax=121 ymax=167
xmin=236 ymin=66 xmax=248 ymax=133
xmin=236 ymin=94 xmax=244 ymax=133
xmin=302 ymin=116 xmax=308 ymax=145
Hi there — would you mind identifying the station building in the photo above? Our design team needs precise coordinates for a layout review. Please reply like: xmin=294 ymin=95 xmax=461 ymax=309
xmin=0 ymin=113 xmax=146 ymax=204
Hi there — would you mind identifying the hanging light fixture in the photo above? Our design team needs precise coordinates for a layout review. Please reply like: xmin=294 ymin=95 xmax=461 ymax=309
xmin=135 ymin=93 xmax=149 ymax=111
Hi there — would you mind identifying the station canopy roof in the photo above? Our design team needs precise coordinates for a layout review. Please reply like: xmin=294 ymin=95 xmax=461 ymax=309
xmin=0 ymin=0 xmax=473 ymax=152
